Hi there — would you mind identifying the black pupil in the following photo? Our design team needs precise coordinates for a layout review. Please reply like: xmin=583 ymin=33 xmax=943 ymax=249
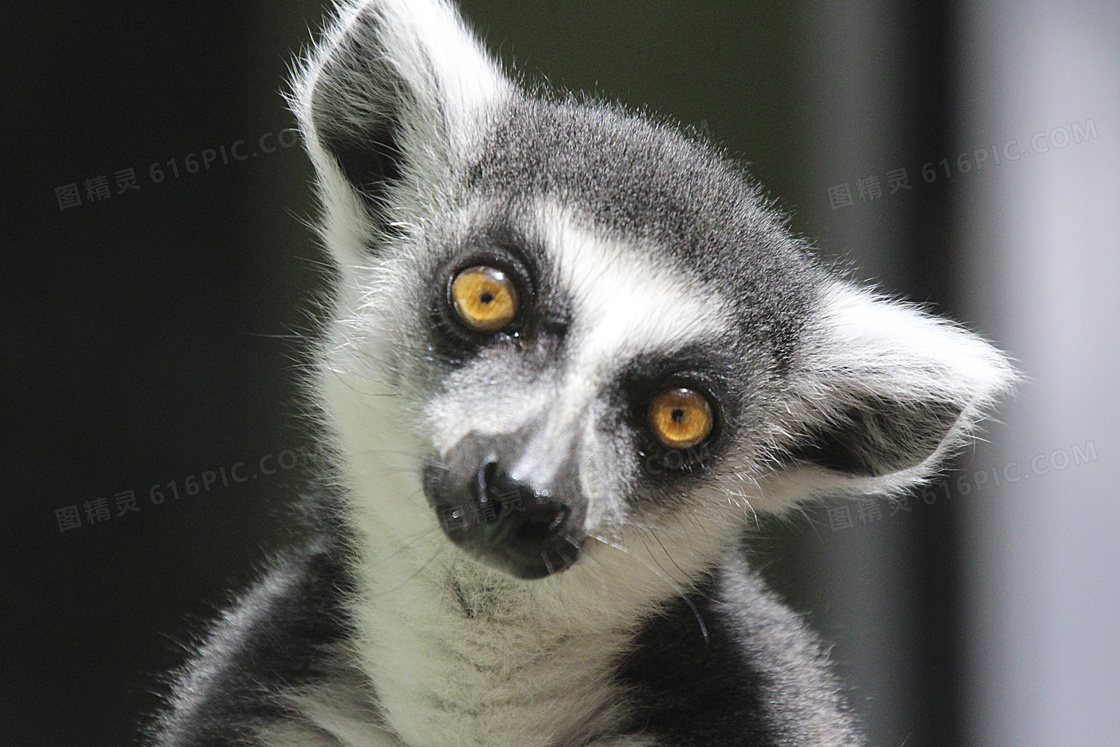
xmin=479 ymin=291 xmax=494 ymax=304
xmin=671 ymin=408 xmax=685 ymax=423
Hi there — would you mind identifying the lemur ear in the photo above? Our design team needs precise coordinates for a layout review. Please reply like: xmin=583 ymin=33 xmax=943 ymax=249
xmin=290 ymin=0 xmax=512 ymax=259
xmin=772 ymin=283 xmax=1017 ymax=499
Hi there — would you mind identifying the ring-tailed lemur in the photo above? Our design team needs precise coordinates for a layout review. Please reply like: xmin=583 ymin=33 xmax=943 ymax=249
xmin=146 ymin=1 xmax=1015 ymax=744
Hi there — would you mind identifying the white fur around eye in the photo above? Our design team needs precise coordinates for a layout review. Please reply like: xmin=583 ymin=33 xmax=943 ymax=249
xmin=536 ymin=202 xmax=730 ymax=369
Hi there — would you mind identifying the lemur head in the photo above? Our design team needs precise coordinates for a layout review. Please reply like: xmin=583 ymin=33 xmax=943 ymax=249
xmin=292 ymin=0 xmax=1015 ymax=582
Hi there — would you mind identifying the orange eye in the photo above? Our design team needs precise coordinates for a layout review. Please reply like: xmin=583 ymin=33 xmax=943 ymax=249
xmin=450 ymin=266 xmax=519 ymax=332
xmin=647 ymin=388 xmax=713 ymax=450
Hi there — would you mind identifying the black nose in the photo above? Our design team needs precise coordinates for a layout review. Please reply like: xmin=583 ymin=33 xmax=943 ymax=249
xmin=423 ymin=448 xmax=586 ymax=579
xmin=474 ymin=457 xmax=570 ymax=542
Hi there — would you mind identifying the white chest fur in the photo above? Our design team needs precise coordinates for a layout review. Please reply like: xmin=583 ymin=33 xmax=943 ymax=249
xmin=351 ymin=539 xmax=641 ymax=746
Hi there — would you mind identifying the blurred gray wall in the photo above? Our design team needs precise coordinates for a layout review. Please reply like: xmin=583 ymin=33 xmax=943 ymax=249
xmin=955 ymin=2 xmax=1120 ymax=744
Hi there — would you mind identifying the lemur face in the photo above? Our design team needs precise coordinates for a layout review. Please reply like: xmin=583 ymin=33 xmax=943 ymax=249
xmin=414 ymin=202 xmax=739 ymax=579
xmin=295 ymin=1 xmax=1014 ymax=583
xmin=350 ymin=93 xmax=824 ymax=580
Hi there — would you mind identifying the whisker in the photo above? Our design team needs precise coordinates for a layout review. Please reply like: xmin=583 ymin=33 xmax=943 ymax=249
xmin=647 ymin=529 xmax=692 ymax=582
xmin=361 ymin=524 xmax=443 ymax=570
xmin=370 ymin=541 xmax=449 ymax=599
xmin=589 ymin=534 xmax=709 ymax=646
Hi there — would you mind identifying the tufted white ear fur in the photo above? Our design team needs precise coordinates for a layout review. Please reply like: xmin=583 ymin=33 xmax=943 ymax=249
xmin=289 ymin=0 xmax=513 ymax=268
xmin=764 ymin=281 xmax=1017 ymax=505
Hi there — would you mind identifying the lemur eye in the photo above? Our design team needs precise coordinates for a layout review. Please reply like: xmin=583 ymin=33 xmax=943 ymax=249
xmin=450 ymin=266 xmax=519 ymax=332
xmin=647 ymin=388 xmax=714 ymax=450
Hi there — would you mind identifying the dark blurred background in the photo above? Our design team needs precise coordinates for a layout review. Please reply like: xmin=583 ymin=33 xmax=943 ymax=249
xmin=4 ymin=2 xmax=1117 ymax=745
